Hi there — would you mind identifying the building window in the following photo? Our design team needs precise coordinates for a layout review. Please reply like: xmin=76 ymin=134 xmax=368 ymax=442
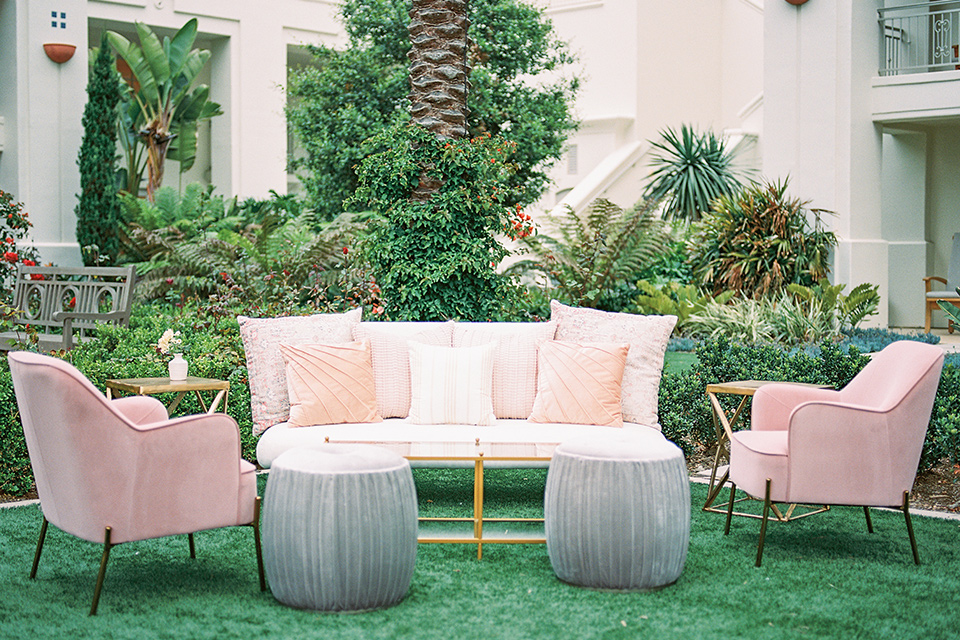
xmin=50 ymin=10 xmax=66 ymax=29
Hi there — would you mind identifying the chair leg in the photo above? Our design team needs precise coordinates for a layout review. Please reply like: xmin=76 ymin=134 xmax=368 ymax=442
xmin=902 ymin=491 xmax=920 ymax=565
xmin=253 ymin=496 xmax=265 ymax=591
xmin=756 ymin=479 xmax=772 ymax=568
xmin=188 ymin=533 xmax=196 ymax=559
xmin=90 ymin=527 xmax=113 ymax=616
xmin=30 ymin=517 xmax=49 ymax=579
xmin=863 ymin=506 xmax=874 ymax=533
xmin=724 ymin=483 xmax=736 ymax=535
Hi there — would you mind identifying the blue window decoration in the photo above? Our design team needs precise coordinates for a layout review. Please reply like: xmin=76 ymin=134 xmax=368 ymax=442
xmin=51 ymin=11 xmax=66 ymax=28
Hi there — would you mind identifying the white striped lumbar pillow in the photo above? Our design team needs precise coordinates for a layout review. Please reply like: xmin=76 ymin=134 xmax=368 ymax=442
xmin=407 ymin=342 xmax=496 ymax=426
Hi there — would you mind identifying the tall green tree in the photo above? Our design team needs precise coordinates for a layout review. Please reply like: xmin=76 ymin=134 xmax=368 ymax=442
xmin=76 ymin=36 xmax=122 ymax=265
xmin=288 ymin=0 xmax=579 ymax=219
xmin=107 ymin=19 xmax=222 ymax=202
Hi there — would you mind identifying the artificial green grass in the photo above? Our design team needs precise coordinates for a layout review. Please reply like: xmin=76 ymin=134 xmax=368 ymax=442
xmin=1 ymin=472 xmax=959 ymax=639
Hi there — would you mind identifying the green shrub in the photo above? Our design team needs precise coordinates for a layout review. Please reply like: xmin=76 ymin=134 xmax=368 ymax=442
xmin=689 ymin=178 xmax=836 ymax=298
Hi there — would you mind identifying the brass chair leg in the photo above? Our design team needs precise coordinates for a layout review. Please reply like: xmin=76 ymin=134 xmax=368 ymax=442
xmin=756 ymin=479 xmax=772 ymax=567
xmin=188 ymin=533 xmax=196 ymax=559
xmin=724 ymin=483 xmax=736 ymax=535
xmin=863 ymin=506 xmax=874 ymax=533
xmin=253 ymin=496 xmax=266 ymax=591
xmin=90 ymin=527 xmax=113 ymax=616
xmin=902 ymin=491 xmax=920 ymax=565
xmin=30 ymin=517 xmax=49 ymax=579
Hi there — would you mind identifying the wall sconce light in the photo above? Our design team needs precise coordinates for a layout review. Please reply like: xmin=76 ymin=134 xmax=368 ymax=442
xmin=43 ymin=43 xmax=77 ymax=64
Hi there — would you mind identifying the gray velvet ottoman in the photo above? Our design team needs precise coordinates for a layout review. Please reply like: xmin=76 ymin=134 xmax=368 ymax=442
xmin=544 ymin=430 xmax=690 ymax=590
xmin=262 ymin=445 xmax=418 ymax=611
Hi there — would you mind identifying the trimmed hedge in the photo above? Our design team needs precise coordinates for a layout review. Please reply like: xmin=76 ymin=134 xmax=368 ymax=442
xmin=1 ymin=322 xmax=958 ymax=498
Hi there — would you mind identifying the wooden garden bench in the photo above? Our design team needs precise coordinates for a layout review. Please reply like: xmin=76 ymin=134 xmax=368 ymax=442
xmin=1 ymin=265 xmax=136 ymax=352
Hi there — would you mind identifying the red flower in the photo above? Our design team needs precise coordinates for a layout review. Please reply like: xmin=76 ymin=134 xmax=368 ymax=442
xmin=3 ymin=251 xmax=17 ymax=263
xmin=4 ymin=237 xmax=12 ymax=244
xmin=165 ymin=278 xmax=174 ymax=285
xmin=68 ymin=296 xmax=76 ymax=308
xmin=342 ymin=247 xmax=349 ymax=255
xmin=22 ymin=259 xmax=35 ymax=266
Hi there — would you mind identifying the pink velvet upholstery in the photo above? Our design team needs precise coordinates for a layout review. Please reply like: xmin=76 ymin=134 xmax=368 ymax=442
xmin=730 ymin=341 xmax=944 ymax=507
xmin=8 ymin=351 xmax=263 ymax=614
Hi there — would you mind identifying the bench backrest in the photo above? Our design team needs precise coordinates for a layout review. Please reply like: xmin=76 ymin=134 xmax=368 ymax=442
xmin=11 ymin=265 xmax=136 ymax=338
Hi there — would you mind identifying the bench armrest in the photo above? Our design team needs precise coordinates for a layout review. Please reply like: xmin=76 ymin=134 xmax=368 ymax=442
xmin=51 ymin=311 xmax=128 ymax=350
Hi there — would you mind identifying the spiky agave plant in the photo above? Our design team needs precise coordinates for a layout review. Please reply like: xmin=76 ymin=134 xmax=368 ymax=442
xmin=507 ymin=198 xmax=669 ymax=309
xmin=642 ymin=124 xmax=746 ymax=222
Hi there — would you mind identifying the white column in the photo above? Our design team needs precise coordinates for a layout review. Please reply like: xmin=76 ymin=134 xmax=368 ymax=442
xmin=763 ymin=0 xmax=887 ymax=326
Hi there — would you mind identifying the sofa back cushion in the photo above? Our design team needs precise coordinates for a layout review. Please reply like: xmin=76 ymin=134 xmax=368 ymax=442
xmin=239 ymin=309 xmax=361 ymax=435
xmin=279 ymin=341 xmax=381 ymax=426
xmin=452 ymin=321 xmax=556 ymax=419
xmin=353 ymin=321 xmax=453 ymax=418
xmin=550 ymin=301 xmax=676 ymax=426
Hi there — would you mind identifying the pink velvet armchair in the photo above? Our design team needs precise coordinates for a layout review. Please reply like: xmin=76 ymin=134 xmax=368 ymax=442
xmin=723 ymin=341 xmax=944 ymax=566
xmin=8 ymin=351 xmax=265 ymax=615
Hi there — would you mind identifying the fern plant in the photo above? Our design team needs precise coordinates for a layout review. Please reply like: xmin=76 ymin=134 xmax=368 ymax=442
xmin=506 ymin=198 xmax=669 ymax=309
xmin=631 ymin=280 xmax=734 ymax=334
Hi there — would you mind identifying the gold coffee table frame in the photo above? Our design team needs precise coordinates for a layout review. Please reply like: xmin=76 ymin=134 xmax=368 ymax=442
xmin=324 ymin=436 xmax=547 ymax=560
xmin=105 ymin=376 xmax=230 ymax=415
xmin=704 ymin=380 xmax=830 ymax=522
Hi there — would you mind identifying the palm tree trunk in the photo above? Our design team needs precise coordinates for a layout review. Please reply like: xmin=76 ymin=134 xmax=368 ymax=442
xmin=143 ymin=121 xmax=174 ymax=203
xmin=408 ymin=0 xmax=470 ymax=201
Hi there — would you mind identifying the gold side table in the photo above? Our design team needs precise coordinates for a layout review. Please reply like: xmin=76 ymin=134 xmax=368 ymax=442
xmin=703 ymin=379 xmax=830 ymax=521
xmin=105 ymin=376 xmax=229 ymax=415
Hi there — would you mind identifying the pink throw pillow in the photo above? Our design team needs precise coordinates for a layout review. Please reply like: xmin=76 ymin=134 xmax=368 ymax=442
xmin=529 ymin=340 xmax=630 ymax=427
xmin=279 ymin=341 xmax=381 ymax=427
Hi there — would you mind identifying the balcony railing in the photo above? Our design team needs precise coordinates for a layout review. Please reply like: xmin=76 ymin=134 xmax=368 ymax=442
xmin=878 ymin=1 xmax=960 ymax=76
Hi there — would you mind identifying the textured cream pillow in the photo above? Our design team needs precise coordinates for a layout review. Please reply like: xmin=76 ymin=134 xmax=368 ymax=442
xmin=408 ymin=342 xmax=496 ymax=426
xmin=550 ymin=300 xmax=676 ymax=426
xmin=529 ymin=340 xmax=630 ymax=427
xmin=239 ymin=308 xmax=362 ymax=434
xmin=279 ymin=341 xmax=381 ymax=426
xmin=353 ymin=321 xmax=453 ymax=418
xmin=452 ymin=321 xmax=556 ymax=419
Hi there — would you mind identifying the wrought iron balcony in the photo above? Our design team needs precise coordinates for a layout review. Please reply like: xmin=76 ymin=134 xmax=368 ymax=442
xmin=879 ymin=1 xmax=960 ymax=76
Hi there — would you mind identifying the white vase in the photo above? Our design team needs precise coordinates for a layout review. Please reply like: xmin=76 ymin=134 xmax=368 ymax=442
xmin=168 ymin=353 xmax=188 ymax=380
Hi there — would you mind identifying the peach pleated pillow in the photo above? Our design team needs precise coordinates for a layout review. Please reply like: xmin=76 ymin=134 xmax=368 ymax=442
xmin=529 ymin=340 xmax=630 ymax=427
xmin=279 ymin=341 xmax=381 ymax=426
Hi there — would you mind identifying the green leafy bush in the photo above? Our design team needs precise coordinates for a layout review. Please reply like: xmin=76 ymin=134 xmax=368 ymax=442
xmin=630 ymin=280 xmax=733 ymax=334
xmin=507 ymin=198 xmax=669 ymax=311
xmin=689 ymin=178 xmax=836 ymax=298
xmin=350 ymin=123 xmax=525 ymax=321
xmin=0 ymin=190 xmax=41 ymax=301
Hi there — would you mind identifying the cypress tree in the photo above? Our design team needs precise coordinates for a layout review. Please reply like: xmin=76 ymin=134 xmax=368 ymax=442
xmin=76 ymin=36 xmax=121 ymax=265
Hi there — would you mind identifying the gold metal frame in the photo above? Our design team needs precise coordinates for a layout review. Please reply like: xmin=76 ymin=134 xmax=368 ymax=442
xmin=407 ymin=452 xmax=548 ymax=560
xmin=29 ymin=495 xmax=265 ymax=615
xmin=105 ymin=376 xmax=230 ymax=415
xmin=724 ymin=478 xmax=921 ymax=567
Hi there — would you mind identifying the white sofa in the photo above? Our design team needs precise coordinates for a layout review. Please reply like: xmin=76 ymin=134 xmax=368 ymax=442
xmin=243 ymin=302 xmax=678 ymax=469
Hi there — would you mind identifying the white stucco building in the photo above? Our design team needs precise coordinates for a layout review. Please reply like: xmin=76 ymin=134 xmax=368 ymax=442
xmin=1 ymin=0 xmax=957 ymax=328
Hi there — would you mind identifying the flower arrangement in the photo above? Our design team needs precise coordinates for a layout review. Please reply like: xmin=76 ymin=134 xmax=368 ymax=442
xmin=156 ymin=328 xmax=183 ymax=356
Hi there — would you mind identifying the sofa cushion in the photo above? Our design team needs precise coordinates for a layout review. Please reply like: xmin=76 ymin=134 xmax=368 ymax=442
xmin=239 ymin=309 xmax=361 ymax=435
xmin=452 ymin=321 xmax=557 ymax=419
xmin=408 ymin=342 xmax=496 ymax=426
xmin=353 ymin=321 xmax=453 ymax=418
xmin=550 ymin=300 xmax=676 ymax=426
xmin=279 ymin=341 xmax=381 ymax=426
xmin=255 ymin=419 xmax=666 ymax=469
xmin=529 ymin=340 xmax=629 ymax=427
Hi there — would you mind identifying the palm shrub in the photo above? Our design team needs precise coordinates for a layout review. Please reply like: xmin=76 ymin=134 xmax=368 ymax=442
xmin=689 ymin=178 xmax=837 ymax=298
xmin=507 ymin=198 xmax=670 ymax=310
xmin=642 ymin=124 xmax=746 ymax=222
xmin=75 ymin=37 xmax=122 ymax=265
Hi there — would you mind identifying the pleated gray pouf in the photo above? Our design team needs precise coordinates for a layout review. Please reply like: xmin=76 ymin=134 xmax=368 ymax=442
xmin=544 ymin=430 xmax=690 ymax=591
xmin=262 ymin=445 xmax=418 ymax=611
